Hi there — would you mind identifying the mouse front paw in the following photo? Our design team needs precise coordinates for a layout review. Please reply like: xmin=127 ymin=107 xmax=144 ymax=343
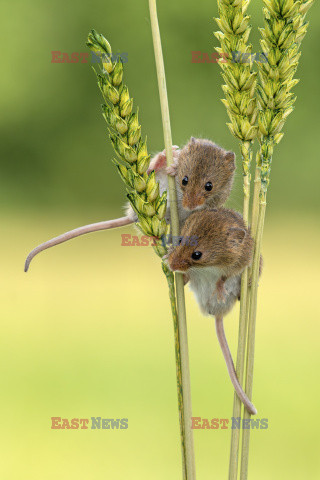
xmin=165 ymin=163 xmax=178 ymax=176
xmin=165 ymin=153 xmax=179 ymax=176
xmin=147 ymin=146 xmax=180 ymax=175
xmin=147 ymin=151 xmax=167 ymax=174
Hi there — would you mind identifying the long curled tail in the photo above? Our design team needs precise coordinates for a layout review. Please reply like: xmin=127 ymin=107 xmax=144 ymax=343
xmin=215 ymin=315 xmax=257 ymax=415
xmin=24 ymin=216 xmax=133 ymax=272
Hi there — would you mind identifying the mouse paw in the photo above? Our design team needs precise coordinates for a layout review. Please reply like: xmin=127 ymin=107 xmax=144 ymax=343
xmin=147 ymin=146 xmax=180 ymax=175
xmin=147 ymin=151 xmax=167 ymax=174
xmin=211 ymin=287 xmax=226 ymax=303
xmin=165 ymin=164 xmax=177 ymax=176
xmin=214 ymin=276 xmax=227 ymax=303
xmin=216 ymin=288 xmax=227 ymax=303
xmin=165 ymin=156 xmax=179 ymax=176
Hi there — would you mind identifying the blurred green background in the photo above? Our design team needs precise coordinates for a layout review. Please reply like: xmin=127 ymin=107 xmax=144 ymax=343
xmin=1 ymin=0 xmax=320 ymax=478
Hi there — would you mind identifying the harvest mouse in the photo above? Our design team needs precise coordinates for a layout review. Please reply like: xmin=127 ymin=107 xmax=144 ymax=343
xmin=24 ymin=137 xmax=235 ymax=271
xmin=168 ymin=208 xmax=258 ymax=415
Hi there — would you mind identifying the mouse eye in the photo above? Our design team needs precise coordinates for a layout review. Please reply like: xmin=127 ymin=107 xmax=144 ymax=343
xmin=205 ymin=182 xmax=213 ymax=191
xmin=182 ymin=176 xmax=188 ymax=186
xmin=191 ymin=251 xmax=202 ymax=261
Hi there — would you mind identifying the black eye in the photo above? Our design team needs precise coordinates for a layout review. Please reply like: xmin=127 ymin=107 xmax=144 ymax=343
xmin=191 ymin=251 xmax=202 ymax=260
xmin=205 ymin=182 xmax=213 ymax=191
xmin=182 ymin=176 xmax=188 ymax=186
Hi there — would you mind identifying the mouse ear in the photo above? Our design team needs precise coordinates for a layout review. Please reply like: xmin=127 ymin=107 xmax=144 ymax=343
xmin=187 ymin=137 xmax=197 ymax=152
xmin=227 ymin=227 xmax=246 ymax=246
xmin=225 ymin=151 xmax=236 ymax=171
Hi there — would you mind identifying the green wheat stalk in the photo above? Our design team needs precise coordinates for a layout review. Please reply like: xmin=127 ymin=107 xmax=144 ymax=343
xmin=148 ymin=1 xmax=196 ymax=477
xmin=214 ymin=2 xmax=258 ymax=478
xmin=87 ymin=28 xmax=194 ymax=479
xmin=240 ymin=1 xmax=314 ymax=479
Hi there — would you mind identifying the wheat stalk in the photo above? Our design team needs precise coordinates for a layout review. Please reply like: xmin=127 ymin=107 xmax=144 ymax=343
xmin=87 ymin=25 xmax=195 ymax=479
xmin=214 ymin=2 xmax=258 ymax=477
xmin=148 ymin=1 xmax=196 ymax=477
xmin=240 ymin=1 xmax=314 ymax=479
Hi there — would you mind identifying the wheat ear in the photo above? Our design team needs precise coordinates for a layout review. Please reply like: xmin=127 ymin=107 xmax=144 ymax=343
xmin=240 ymin=1 xmax=314 ymax=479
xmin=214 ymin=2 xmax=258 ymax=477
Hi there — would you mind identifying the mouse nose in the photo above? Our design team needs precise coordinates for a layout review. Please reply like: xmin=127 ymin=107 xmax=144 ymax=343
xmin=182 ymin=195 xmax=205 ymax=211
xmin=169 ymin=257 xmax=189 ymax=272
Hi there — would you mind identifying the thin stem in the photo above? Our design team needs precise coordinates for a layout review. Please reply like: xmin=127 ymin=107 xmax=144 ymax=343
xmin=174 ymin=272 xmax=195 ymax=477
xmin=229 ymin=158 xmax=251 ymax=479
xmin=240 ymin=195 xmax=267 ymax=480
xmin=229 ymin=272 xmax=247 ymax=480
xmin=148 ymin=0 xmax=178 ymax=229
xmin=250 ymin=157 xmax=261 ymax=239
xmin=149 ymin=1 xmax=196 ymax=478
xmin=243 ymin=159 xmax=261 ymax=362
xmin=226 ymin=147 xmax=254 ymax=467
xmin=242 ymin=174 xmax=250 ymax=223
xmin=162 ymin=263 xmax=187 ymax=478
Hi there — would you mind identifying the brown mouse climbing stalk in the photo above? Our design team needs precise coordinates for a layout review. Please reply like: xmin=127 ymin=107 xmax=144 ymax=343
xmin=168 ymin=208 xmax=258 ymax=417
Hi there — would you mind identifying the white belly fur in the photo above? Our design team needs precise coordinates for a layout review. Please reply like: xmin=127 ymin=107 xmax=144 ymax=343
xmin=188 ymin=266 xmax=241 ymax=317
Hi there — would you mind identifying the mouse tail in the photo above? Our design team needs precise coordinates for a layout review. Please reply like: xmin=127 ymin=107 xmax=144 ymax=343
xmin=24 ymin=216 xmax=133 ymax=272
xmin=215 ymin=315 xmax=257 ymax=416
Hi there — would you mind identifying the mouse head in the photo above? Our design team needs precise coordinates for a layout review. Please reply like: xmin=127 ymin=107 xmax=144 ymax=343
xmin=177 ymin=137 xmax=235 ymax=211
xmin=168 ymin=209 xmax=253 ymax=274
